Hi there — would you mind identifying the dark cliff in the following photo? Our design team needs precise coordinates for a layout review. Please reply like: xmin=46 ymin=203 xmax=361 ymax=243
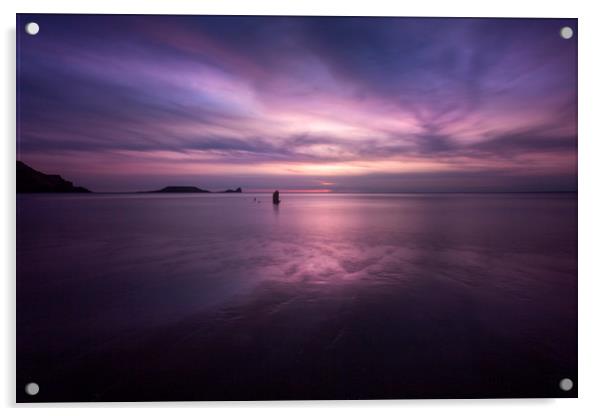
xmin=17 ymin=161 xmax=91 ymax=193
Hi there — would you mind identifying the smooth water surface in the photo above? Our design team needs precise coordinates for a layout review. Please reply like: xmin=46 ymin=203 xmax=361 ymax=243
xmin=17 ymin=193 xmax=577 ymax=400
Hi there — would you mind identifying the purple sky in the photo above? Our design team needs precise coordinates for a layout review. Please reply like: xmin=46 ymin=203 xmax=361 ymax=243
xmin=17 ymin=15 xmax=577 ymax=192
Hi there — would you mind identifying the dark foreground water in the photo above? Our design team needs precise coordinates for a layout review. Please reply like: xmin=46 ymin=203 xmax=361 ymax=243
xmin=17 ymin=193 xmax=577 ymax=401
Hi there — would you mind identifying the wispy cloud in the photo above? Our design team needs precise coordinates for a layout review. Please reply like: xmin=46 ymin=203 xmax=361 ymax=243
xmin=17 ymin=15 xmax=577 ymax=191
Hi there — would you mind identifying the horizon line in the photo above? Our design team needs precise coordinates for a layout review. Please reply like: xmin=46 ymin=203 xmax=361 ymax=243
xmin=19 ymin=190 xmax=578 ymax=195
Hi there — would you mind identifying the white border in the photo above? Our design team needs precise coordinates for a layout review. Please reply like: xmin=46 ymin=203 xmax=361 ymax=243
xmin=2 ymin=1 xmax=601 ymax=414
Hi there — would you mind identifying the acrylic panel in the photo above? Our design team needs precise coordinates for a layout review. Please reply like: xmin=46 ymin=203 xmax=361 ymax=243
xmin=16 ymin=14 xmax=578 ymax=402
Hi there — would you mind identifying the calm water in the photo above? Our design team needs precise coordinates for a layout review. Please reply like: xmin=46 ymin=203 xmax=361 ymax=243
xmin=17 ymin=193 xmax=577 ymax=401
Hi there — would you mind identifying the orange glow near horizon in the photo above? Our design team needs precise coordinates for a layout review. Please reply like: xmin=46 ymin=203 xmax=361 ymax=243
xmin=248 ymin=189 xmax=333 ymax=194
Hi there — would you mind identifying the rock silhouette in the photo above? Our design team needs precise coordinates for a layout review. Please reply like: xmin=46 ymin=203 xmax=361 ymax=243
xmin=272 ymin=190 xmax=281 ymax=205
xmin=17 ymin=161 xmax=91 ymax=193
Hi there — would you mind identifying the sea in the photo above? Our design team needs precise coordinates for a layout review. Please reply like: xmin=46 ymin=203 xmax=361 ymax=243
xmin=16 ymin=193 xmax=578 ymax=401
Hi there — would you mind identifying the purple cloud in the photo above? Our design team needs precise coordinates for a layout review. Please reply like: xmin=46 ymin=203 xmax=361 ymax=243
xmin=17 ymin=15 xmax=577 ymax=192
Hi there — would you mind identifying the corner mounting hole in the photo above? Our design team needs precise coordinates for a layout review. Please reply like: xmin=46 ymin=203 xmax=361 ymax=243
xmin=25 ymin=382 xmax=39 ymax=396
xmin=560 ymin=26 xmax=573 ymax=40
xmin=25 ymin=22 xmax=39 ymax=36
xmin=559 ymin=378 xmax=573 ymax=391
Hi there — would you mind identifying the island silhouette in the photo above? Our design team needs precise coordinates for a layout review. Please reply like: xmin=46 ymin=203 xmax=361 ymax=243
xmin=146 ymin=186 xmax=210 ymax=193
xmin=144 ymin=186 xmax=242 ymax=194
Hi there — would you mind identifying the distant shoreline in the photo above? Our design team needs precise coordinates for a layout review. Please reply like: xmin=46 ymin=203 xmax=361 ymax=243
xmin=17 ymin=161 xmax=577 ymax=195
xmin=17 ymin=191 xmax=578 ymax=195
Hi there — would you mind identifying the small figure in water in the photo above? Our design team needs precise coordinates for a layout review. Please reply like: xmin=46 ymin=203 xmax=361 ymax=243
xmin=272 ymin=190 xmax=281 ymax=205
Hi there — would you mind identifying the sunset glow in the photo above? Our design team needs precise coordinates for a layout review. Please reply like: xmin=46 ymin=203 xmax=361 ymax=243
xmin=17 ymin=15 xmax=577 ymax=192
